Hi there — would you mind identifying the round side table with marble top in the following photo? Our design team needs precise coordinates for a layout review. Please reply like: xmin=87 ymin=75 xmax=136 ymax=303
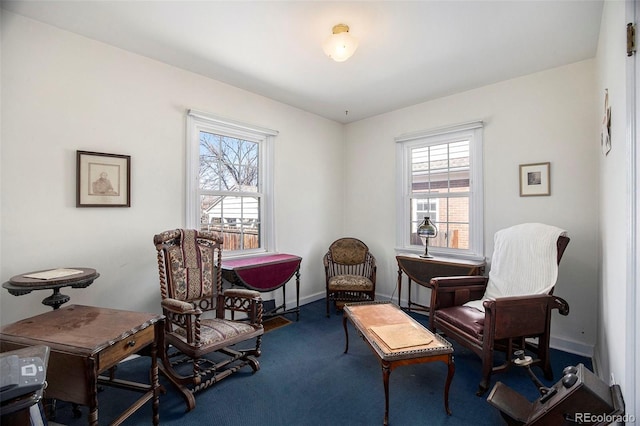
xmin=3 ymin=268 xmax=100 ymax=310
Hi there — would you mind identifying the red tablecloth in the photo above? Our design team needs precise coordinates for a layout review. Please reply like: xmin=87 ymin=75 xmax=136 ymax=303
xmin=221 ymin=254 xmax=302 ymax=292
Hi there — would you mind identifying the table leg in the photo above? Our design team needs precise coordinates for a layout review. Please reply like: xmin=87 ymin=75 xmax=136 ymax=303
xmin=151 ymin=327 xmax=160 ymax=426
xmin=342 ymin=315 xmax=349 ymax=354
xmin=87 ymin=356 xmax=99 ymax=426
xmin=281 ymin=285 xmax=287 ymax=315
xmin=382 ymin=362 xmax=391 ymax=426
xmin=42 ymin=288 xmax=70 ymax=310
xmin=444 ymin=355 xmax=455 ymax=415
xmin=397 ymin=268 xmax=403 ymax=307
xmin=295 ymin=269 xmax=300 ymax=321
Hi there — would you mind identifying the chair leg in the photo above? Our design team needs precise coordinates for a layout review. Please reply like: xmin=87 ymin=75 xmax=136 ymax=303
xmin=477 ymin=379 xmax=490 ymax=396
xmin=537 ymin=336 xmax=553 ymax=380
xmin=248 ymin=357 xmax=260 ymax=372
xmin=538 ymin=346 xmax=553 ymax=380
xmin=326 ymin=296 xmax=331 ymax=317
xmin=478 ymin=342 xmax=494 ymax=396
xmin=158 ymin=361 xmax=197 ymax=412
xmin=542 ymin=365 xmax=554 ymax=381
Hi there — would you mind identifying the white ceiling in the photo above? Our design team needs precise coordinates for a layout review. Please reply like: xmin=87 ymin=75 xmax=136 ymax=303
xmin=1 ymin=1 xmax=604 ymax=123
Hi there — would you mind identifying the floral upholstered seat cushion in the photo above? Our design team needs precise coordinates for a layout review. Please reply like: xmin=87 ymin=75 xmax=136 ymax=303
xmin=173 ymin=318 xmax=261 ymax=346
xmin=328 ymin=274 xmax=374 ymax=291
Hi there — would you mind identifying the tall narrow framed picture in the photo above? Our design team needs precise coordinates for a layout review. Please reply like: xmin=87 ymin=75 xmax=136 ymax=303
xmin=519 ymin=162 xmax=550 ymax=197
xmin=77 ymin=150 xmax=131 ymax=207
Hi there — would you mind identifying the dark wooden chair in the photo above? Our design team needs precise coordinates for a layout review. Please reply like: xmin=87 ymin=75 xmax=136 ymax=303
xmin=429 ymin=225 xmax=570 ymax=396
xmin=323 ymin=237 xmax=377 ymax=317
xmin=153 ymin=229 xmax=264 ymax=411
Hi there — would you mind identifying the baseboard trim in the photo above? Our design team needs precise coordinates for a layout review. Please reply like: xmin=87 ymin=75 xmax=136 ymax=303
xmin=298 ymin=292 xmax=326 ymax=306
xmin=550 ymin=336 xmax=594 ymax=358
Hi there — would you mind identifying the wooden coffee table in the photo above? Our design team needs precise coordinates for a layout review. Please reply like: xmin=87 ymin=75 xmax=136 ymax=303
xmin=343 ymin=301 xmax=454 ymax=425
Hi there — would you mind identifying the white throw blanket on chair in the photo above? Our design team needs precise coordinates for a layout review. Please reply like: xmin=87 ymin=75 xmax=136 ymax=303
xmin=464 ymin=223 xmax=567 ymax=313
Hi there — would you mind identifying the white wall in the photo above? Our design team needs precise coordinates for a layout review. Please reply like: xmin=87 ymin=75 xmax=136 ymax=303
xmin=344 ymin=60 xmax=599 ymax=356
xmin=595 ymin=0 xmax=632 ymax=410
xmin=0 ymin=12 xmax=343 ymax=324
xmin=0 ymin=6 xmax=3 ymax=287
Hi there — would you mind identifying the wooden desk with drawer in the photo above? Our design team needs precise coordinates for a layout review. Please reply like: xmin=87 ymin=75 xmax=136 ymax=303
xmin=0 ymin=305 xmax=164 ymax=426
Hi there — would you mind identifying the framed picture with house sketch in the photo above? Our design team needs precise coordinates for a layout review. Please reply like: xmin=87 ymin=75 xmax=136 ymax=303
xmin=519 ymin=162 xmax=550 ymax=197
xmin=76 ymin=150 xmax=131 ymax=207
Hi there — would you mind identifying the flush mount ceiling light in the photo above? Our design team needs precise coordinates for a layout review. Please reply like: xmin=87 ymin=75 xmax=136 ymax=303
xmin=322 ymin=23 xmax=359 ymax=62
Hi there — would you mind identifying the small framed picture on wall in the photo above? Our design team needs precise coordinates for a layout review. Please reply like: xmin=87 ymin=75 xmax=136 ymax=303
xmin=77 ymin=150 xmax=131 ymax=207
xmin=519 ymin=162 xmax=550 ymax=197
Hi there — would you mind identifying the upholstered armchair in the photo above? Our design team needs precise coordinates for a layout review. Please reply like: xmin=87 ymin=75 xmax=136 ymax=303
xmin=323 ymin=237 xmax=377 ymax=317
xmin=153 ymin=229 xmax=264 ymax=411
xmin=429 ymin=223 xmax=570 ymax=395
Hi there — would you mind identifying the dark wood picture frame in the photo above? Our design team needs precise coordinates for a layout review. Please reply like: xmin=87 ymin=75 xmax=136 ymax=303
xmin=76 ymin=150 xmax=131 ymax=207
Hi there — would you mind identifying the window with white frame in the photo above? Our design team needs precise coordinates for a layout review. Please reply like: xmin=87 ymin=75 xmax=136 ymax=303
xmin=186 ymin=110 xmax=278 ymax=255
xmin=396 ymin=121 xmax=484 ymax=260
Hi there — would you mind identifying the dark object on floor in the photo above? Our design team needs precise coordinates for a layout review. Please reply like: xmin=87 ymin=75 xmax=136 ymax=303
xmin=263 ymin=299 xmax=276 ymax=314
xmin=323 ymin=237 xmax=377 ymax=317
xmin=430 ymin=224 xmax=570 ymax=395
xmin=487 ymin=363 xmax=625 ymax=425
xmin=153 ymin=229 xmax=264 ymax=411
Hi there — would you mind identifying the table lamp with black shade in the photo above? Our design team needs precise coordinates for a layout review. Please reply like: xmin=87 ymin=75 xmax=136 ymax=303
xmin=417 ymin=216 xmax=438 ymax=258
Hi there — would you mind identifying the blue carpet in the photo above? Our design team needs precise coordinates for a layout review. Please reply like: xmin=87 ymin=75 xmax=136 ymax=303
xmin=50 ymin=299 xmax=592 ymax=425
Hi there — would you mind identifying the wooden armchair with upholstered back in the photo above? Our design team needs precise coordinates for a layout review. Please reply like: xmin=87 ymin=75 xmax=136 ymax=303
xmin=428 ymin=223 xmax=570 ymax=396
xmin=153 ymin=229 xmax=264 ymax=411
xmin=323 ymin=237 xmax=377 ymax=317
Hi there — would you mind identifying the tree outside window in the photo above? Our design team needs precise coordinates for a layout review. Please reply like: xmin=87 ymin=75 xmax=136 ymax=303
xmin=199 ymin=132 xmax=260 ymax=251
